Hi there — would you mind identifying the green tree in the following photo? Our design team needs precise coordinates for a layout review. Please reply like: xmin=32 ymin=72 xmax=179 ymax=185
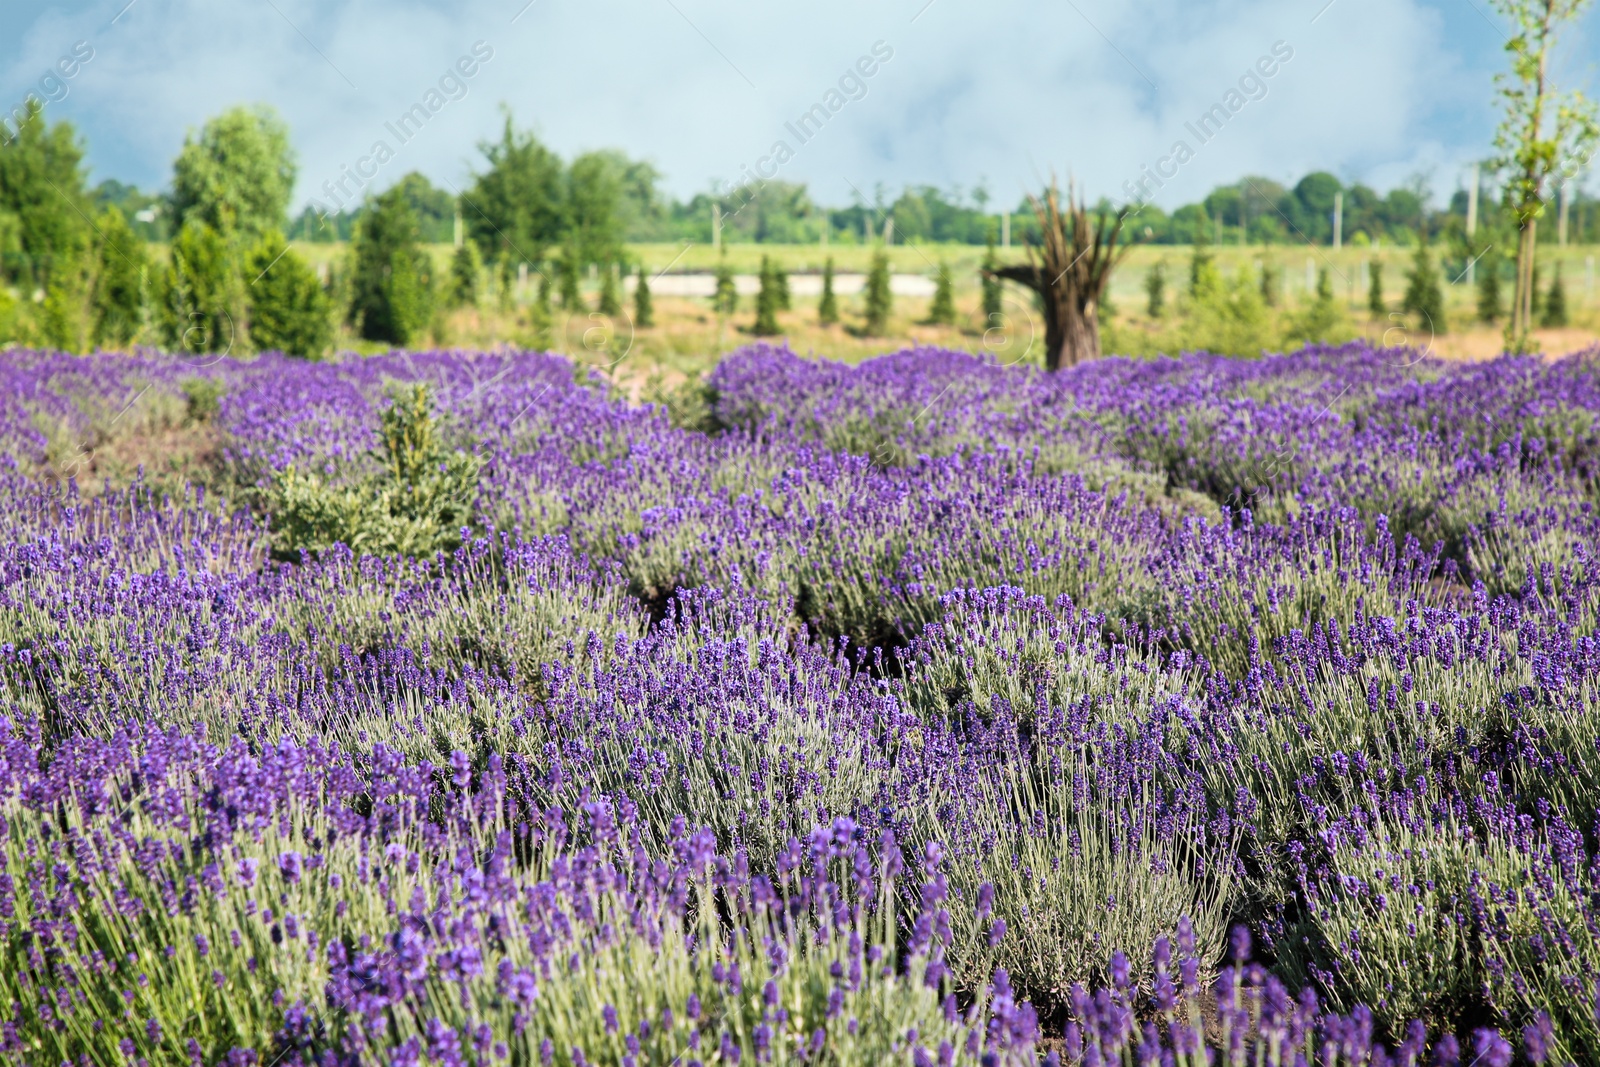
xmin=268 ymin=383 xmax=479 ymax=560
xmin=464 ymin=112 xmax=565 ymax=267
xmin=496 ymin=258 xmax=515 ymax=313
xmin=246 ymin=230 xmax=332 ymax=357
xmin=634 ymin=264 xmax=653 ymax=328
xmin=40 ymin=272 xmax=92 ymax=353
xmin=1489 ymin=0 xmax=1599 ymax=346
xmin=863 ymin=249 xmax=892 ymax=335
xmin=1478 ymin=251 xmax=1504 ymax=323
xmin=773 ymin=262 xmax=791 ymax=311
xmin=91 ymin=206 xmax=151 ymax=348
xmin=390 ymin=172 xmax=455 ymax=243
xmin=597 ymin=260 xmax=622 ymax=316
xmin=1189 ymin=217 xmax=1218 ymax=296
xmin=1287 ymin=266 xmax=1344 ymax=344
xmin=1367 ymin=261 xmax=1385 ymax=316
xmin=1259 ymin=262 xmax=1280 ymax=308
xmin=170 ymin=105 xmax=295 ymax=240
xmin=752 ymin=255 xmax=780 ymax=336
xmin=350 ymin=187 xmax=433 ymax=346
xmin=557 ymin=246 xmax=582 ymax=309
xmin=1144 ymin=263 xmax=1165 ymax=318
xmin=448 ymin=241 xmax=483 ymax=308
xmin=980 ymin=241 xmax=1002 ymax=322
xmin=160 ymin=219 xmax=245 ymax=355
xmin=0 ymin=286 xmax=18 ymax=344
xmin=818 ymin=257 xmax=838 ymax=326
xmin=0 ymin=99 xmax=91 ymax=289
xmin=1402 ymin=233 xmax=1447 ymax=333
xmin=1540 ymin=262 xmax=1568 ymax=326
xmin=1180 ymin=269 xmax=1271 ymax=355
xmin=567 ymin=151 xmax=624 ymax=269
xmin=536 ymin=267 xmax=553 ymax=315
xmin=926 ymin=262 xmax=955 ymax=325
xmin=712 ymin=256 xmax=737 ymax=316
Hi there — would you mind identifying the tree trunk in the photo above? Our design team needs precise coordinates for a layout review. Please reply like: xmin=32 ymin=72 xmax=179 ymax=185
xmin=986 ymin=182 xmax=1128 ymax=371
xmin=1060 ymin=298 xmax=1100 ymax=368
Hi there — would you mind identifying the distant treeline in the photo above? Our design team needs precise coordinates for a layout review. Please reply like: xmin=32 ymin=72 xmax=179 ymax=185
xmin=52 ymin=115 xmax=1600 ymax=255
xmin=272 ymin=166 xmax=1600 ymax=253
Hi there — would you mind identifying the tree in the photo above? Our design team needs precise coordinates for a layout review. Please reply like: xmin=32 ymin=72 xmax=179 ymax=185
xmin=634 ymin=264 xmax=653 ymax=327
xmin=818 ymin=257 xmax=838 ymax=326
xmin=1284 ymin=173 xmax=1344 ymax=244
xmin=1489 ymin=0 xmax=1599 ymax=347
xmin=0 ymin=99 xmax=91 ymax=288
xmin=0 ymin=287 xmax=18 ymax=344
xmin=1259 ymin=262 xmax=1280 ymax=308
xmin=1144 ymin=263 xmax=1165 ymax=318
xmin=863 ymin=249 xmax=892 ymax=335
xmin=772 ymin=262 xmax=791 ymax=311
xmin=350 ymin=187 xmax=433 ymax=345
xmin=567 ymin=151 xmax=625 ymax=269
xmin=536 ymin=268 xmax=553 ymax=316
xmin=246 ymin=231 xmax=332 ymax=357
xmin=1540 ymin=262 xmax=1567 ymax=326
xmin=170 ymin=105 xmax=295 ymax=240
xmin=1478 ymin=251 xmax=1504 ymax=323
xmin=1402 ymin=233 xmax=1447 ymax=333
xmin=1288 ymin=266 xmax=1343 ymax=344
xmin=752 ymin=255 xmax=781 ymax=336
xmin=597 ymin=260 xmax=622 ymax=316
xmin=986 ymin=181 xmax=1130 ymax=369
xmin=91 ymin=206 xmax=151 ymax=348
xmin=160 ymin=219 xmax=245 ymax=355
xmin=557 ymin=246 xmax=582 ymax=309
xmin=712 ymin=256 xmax=737 ymax=315
xmin=926 ymin=262 xmax=956 ymax=325
xmin=980 ymin=240 xmax=1002 ymax=321
xmin=390 ymin=172 xmax=455 ymax=243
xmin=496 ymin=258 xmax=515 ymax=313
xmin=1189 ymin=218 xmax=1219 ymax=296
xmin=447 ymin=241 xmax=483 ymax=308
xmin=464 ymin=112 xmax=565 ymax=266
xmin=1367 ymin=261 xmax=1385 ymax=316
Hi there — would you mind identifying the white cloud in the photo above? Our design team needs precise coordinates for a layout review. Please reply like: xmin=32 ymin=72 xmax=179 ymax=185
xmin=0 ymin=0 xmax=1585 ymax=211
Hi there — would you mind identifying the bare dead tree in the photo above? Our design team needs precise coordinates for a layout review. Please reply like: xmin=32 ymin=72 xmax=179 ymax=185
xmin=985 ymin=179 xmax=1132 ymax=370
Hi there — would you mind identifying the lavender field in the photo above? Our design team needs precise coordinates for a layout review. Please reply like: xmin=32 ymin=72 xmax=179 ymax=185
xmin=1 ymin=341 xmax=1599 ymax=1066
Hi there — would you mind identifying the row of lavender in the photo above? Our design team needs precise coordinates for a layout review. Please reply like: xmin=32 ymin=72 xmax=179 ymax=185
xmin=0 ymin=341 xmax=1597 ymax=1065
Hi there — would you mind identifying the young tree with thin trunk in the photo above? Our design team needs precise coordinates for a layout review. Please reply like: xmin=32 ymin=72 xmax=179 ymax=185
xmin=863 ymin=250 xmax=891 ymax=336
xmin=984 ymin=180 xmax=1131 ymax=370
xmin=1489 ymin=0 xmax=1598 ymax=348
xmin=818 ymin=258 xmax=838 ymax=326
xmin=634 ymin=264 xmax=653 ymax=328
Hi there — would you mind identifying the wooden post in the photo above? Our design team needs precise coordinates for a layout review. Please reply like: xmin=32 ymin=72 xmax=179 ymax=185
xmin=712 ymin=203 xmax=722 ymax=252
xmin=1001 ymin=212 xmax=1010 ymax=249
xmin=884 ymin=215 xmax=894 ymax=245
xmin=1333 ymin=191 xmax=1343 ymax=250
xmin=453 ymin=207 xmax=463 ymax=248
xmin=1305 ymin=257 xmax=1314 ymax=293
xmin=1559 ymin=183 xmax=1570 ymax=247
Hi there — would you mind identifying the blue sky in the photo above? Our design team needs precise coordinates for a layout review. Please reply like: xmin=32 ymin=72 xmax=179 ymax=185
xmin=3 ymin=0 xmax=1597 ymax=211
